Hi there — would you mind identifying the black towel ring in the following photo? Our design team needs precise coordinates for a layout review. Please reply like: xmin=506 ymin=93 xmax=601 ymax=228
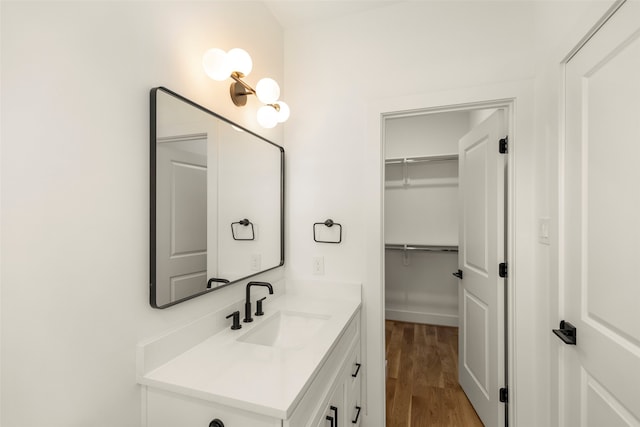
xmin=313 ymin=219 xmax=342 ymax=244
xmin=231 ymin=219 xmax=255 ymax=241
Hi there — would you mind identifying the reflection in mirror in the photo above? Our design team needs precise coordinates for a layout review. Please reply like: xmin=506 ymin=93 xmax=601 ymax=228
xmin=150 ymin=87 xmax=284 ymax=308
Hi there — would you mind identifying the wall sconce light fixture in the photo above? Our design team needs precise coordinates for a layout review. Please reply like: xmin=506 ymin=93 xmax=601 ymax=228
xmin=202 ymin=48 xmax=290 ymax=129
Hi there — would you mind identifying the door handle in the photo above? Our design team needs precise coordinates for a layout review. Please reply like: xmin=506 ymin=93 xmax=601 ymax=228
xmin=330 ymin=406 xmax=338 ymax=427
xmin=326 ymin=415 xmax=334 ymax=427
xmin=553 ymin=320 xmax=577 ymax=345
xmin=453 ymin=269 xmax=463 ymax=279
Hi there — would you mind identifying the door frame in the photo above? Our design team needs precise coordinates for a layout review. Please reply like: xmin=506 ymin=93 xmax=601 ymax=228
xmin=363 ymin=80 xmax=536 ymax=427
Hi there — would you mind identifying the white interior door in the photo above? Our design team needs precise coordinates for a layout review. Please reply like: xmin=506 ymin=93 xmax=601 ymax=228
xmin=156 ymin=138 xmax=207 ymax=304
xmin=457 ymin=109 xmax=506 ymax=427
xmin=562 ymin=1 xmax=640 ymax=425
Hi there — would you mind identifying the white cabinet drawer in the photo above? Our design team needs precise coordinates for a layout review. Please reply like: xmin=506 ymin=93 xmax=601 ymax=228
xmin=145 ymin=387 xmax=280 ymax=427
xmin=345 ymin=342 xmax=362 ymax=390
xmin=346 ymin=375 xmax=362 ymax=427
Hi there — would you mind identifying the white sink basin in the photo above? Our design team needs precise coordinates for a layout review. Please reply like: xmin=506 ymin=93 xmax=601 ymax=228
xmin=238 ymin=310 xmax=330 ymax=349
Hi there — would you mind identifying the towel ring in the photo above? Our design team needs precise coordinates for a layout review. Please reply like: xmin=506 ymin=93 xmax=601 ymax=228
xmin=313 ymin=219 xmax=342 ymax=244
xmin=231 ymin=219 xmax=255 ymax=241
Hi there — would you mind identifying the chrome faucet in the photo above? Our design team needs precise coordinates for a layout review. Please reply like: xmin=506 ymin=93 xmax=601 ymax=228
xmin=244 ymin=281 xmax=273 ymax=323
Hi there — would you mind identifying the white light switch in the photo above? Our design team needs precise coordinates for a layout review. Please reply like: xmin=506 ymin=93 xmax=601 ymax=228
xmin=312 ymin=257 xmax=324 ymax=275
xmin=538 ymin=218 xmax=550 ymax=245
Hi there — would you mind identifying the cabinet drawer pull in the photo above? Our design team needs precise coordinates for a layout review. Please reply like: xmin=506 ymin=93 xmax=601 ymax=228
xmin=330 ymin=406 xmax=339 ymax=427
xmin=352 ymin=406 xmax=362 ymax=424
xmin=326 ymin=415 xmax=335 ymax=427
xmin=352 ymin=363 xmax=361 ymax=378
xmin=209 ymin=419 xmax=224 ymax=427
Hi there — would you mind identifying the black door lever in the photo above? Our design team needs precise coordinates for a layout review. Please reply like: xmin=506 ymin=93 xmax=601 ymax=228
xmin=452 ymin=269 xmax=463 ymax=279
xmin=553 ymin=320 xmax=577 ymax=345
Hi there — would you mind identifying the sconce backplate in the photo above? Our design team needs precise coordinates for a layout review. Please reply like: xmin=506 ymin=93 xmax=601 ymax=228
xmin=230 ymin=82 xmax=248 ymax=107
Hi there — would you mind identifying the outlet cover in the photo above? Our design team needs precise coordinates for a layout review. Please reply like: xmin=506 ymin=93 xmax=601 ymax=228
xmin=312 ymin=257 xmax=324 ymax=275
xmin=250 ymin=254 xmax=261 ymax=271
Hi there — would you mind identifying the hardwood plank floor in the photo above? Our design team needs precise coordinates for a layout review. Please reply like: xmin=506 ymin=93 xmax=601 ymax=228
xmin=385 ymin=320 xmax=484 ymax=427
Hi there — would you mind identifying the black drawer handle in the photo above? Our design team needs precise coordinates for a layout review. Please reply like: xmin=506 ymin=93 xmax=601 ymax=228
xmin=209 ymin=419 xmax=224 ymax=427
xmin=326 ymin=415 xmax=334 ymax=427
xmin=352 ymin=362 xmax=361 ymax=378
xmin=352 ymin=406 xmax=362 ymax=424
xmin=330 ymin=406 xmax=338 ymax=427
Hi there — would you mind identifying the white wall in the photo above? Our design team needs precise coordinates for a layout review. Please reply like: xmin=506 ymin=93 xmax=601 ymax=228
xmin=283 ymin=2 xmax=616 ymax=426
xmin=217 ymin=126 xmax=282 ymax=279
xmin=284 ymin=3 xmax=537 ymax=425
xmin=0 ymin=2 xmax=284 ymax=426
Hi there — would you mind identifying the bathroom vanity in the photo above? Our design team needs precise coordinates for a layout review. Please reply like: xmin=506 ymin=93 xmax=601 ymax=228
xmin=138 ymin=283 xmax=362 ymax=427
xmin=146 ymin=88 xmax=361 ymax=426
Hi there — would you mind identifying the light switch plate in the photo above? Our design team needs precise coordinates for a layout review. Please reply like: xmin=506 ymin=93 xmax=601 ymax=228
xmin=538 ymin=217 xmax=550 ymax=245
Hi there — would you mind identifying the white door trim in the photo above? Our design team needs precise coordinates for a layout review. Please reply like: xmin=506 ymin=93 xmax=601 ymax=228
xmin=562 ymin=0 xmax=627 ymax=63
xmin=363 ymin=79 xmax=536 ymax=427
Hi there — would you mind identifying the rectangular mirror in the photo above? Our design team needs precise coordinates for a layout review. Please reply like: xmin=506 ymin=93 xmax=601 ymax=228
xmin=150 ymin=87 xmax=284 ymax=308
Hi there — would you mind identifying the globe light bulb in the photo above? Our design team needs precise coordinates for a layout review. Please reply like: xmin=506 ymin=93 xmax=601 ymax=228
xmin=257 ymin=105 xmax=278 ymax=129
xmin=227 ymin=48 xmax=252 ymax=77
xmin=255 ymin=78 xmax=280 ymax=104
xmin=202 ymin=48 xmax=231 ymax=81
xmin=276 ymin=101 xmax=290 ymax=123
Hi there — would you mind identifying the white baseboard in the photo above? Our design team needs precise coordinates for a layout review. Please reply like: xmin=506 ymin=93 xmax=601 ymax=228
xmin=385 ymin=308 xmax=458 ymax=327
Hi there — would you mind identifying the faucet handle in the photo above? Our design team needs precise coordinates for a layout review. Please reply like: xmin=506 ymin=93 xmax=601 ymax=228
xmin=225 ymin=311 xmax=242 ymax=330
xmin=255 ymin=297 xmax=267 ymax=316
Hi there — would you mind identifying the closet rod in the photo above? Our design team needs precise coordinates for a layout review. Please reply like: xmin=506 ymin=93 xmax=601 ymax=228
xmin=385 ymin=154 xmax=458 ymax=165
xmin=385 ymin=244 xmax=458 ymax=253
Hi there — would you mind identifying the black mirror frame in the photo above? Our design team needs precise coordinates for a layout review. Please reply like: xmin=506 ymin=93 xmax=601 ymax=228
xmin=150 ymin=86 xmax=284 ymax=309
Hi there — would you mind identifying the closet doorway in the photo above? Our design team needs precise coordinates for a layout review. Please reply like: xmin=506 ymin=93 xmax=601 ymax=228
xmin=384 ymin=107 xmax=508 ymax=427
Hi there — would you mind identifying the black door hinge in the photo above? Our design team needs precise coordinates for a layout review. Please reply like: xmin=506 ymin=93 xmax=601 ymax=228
xmin=499 ymin=262 xmax=508 ymax=278
xmin=499 ymin=387 xmax=508 ymax=403
xmin=499 ymin=136 xmax=508 ymax=154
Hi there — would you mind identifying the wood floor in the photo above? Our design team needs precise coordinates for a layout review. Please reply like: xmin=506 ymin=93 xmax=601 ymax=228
xmin=385 ymin=320 xmax=484 ymax=427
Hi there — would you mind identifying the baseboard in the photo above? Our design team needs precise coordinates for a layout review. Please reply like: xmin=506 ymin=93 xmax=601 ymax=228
xmin=385 ymin=308 xmax=458 ymax=327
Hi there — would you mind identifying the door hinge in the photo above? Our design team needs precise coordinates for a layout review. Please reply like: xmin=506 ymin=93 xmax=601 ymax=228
xmin=499 ymin=387 xmax=508 ymax=403
xmin=499 ymin=262 xmax=508 ymax=278
xmin=499 ymin=136 xmax=508 ymax=154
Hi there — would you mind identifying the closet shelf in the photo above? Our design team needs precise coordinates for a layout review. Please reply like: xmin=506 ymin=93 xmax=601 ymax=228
xmin=384 ymin=177 xmax=458 ymax=189
xmin=385 ymin=243 xmax=458 ymax=253
xmin=385 ymin=154 xmax=458 ymax=165
xmin=385 ymin=154 xmax=458 ymax=187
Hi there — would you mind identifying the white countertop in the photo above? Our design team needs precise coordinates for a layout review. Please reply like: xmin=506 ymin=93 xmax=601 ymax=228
xmin=139 ymin=289 xmax=361 ymax=419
